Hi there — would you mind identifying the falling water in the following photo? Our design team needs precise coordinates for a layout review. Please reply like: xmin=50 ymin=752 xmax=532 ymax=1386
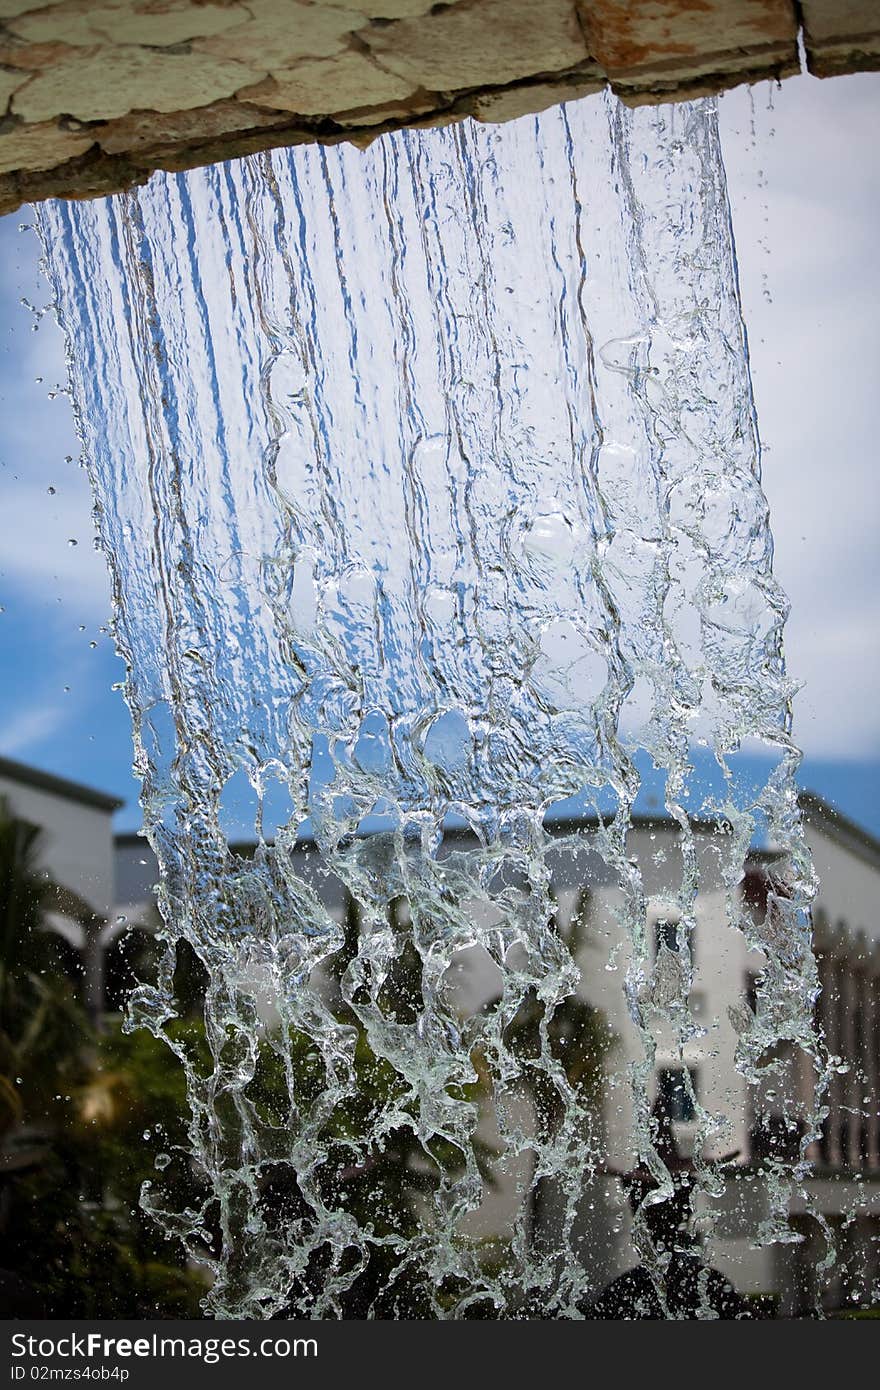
xmin=36 ymin=91 xmax=823 ymax=1318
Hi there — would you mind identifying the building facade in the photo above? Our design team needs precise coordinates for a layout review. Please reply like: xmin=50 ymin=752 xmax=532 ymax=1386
xmin=3 ymin=754 xmax=878 ymax=1312
xmin=0 ymin=755 xmax=122 ymax=1017
xmin=114 ymin=790 xmax=880 ymax=1312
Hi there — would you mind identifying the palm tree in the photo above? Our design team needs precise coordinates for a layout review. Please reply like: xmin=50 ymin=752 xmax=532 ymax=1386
xmin=0 ymin=796 xmax=92 ymax=1145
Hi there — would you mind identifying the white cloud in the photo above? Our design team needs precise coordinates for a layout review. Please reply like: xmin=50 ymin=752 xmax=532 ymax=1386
xmin=0 ymin=469 xmax=114 ymax=620
xmin=720 ymin=71 xmax=880 ymax=761
xmin=0 ymin=250 xmax=114 ymax=623
xmin=1 ymin=700 xmax=69 ymax=756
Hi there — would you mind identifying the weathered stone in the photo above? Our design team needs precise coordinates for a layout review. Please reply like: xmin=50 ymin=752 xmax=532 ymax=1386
xmin=364 ymin=0 xmax=588 ymax=90
xmin=193 ymin=0 xmax=362 ymax=67
xmin=340 ymin=90 xmax=444 ymax=126
xmin=137 ymin=119 xmax=318 ymax=172
xmin=1 ymin=143 xmax=152 ymax=208
xmin=0 ymin=65 xmax=27 ymax=109
xmin=616 ymin=58 xmax=795 ymax=107
xmin=343 ymin=1 xmax=457 ymax=17
xmin=95 ymin=97 xmax=292 ymax=154
xmin=7 ymin=1 xmax=248 ymax=48
xmin=240 ymin=50 xmax=416 ymax=116
xmin=0 ymin=0 xmax=877 ymax=215
xmin=0 ymin=40 xmax=87 ymax=70
xmin=470 ymin=70 xmax=605 ymax=125
xmin=0 ymin=0 xmax=53 ymax=17
xmin=580 ymin=0 xmax=797 ymax=93
xmin=0 ymin=117 xmax=93 ymax=174
xmin=12 ymin=45 xmax=259 ymax=122
xmin=802 ymin=0 xmax=880 ymax=77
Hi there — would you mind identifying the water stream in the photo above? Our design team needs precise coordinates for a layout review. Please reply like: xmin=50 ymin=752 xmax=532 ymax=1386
xmin=36 ymin=91 xmax=823 ymax=1318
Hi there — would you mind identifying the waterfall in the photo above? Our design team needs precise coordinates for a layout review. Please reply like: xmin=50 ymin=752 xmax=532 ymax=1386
xmin=36 ymin=90 xmax=822 ymax=1318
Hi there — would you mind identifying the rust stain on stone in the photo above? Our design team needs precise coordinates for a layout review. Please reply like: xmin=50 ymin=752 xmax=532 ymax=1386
xmin=0 ymin=39 xmax=93 ymax=70
xmin=580 ymin=0 xmax=796 ymax=74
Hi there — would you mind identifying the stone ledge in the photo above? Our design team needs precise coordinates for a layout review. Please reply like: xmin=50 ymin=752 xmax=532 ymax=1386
xmin=801 ymin=0 xmax=880 ymax=77
xmin=0 ymin=0 xmax=877 ymax=214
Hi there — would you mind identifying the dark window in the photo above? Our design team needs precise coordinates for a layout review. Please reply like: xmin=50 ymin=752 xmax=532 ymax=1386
xmin=858 ymin=1121 xmax=871 ymax=1167
xmin=655 ymin=918 xmax=680 ymax=953
xmin=853 ymin=999 xmax=865 ymax=1073
xmin=741 ymin=868 xmax=769 ymax=916
xmin=818 ymin=1115 xmax=833 ymax=1166
xmin=655 ymin=917 xmax=695 ymax=965
xmin=839 ymin=1119 xmax=852 ymax=1168
xmin=657 ymin=1067 xmax=697 ymax=1123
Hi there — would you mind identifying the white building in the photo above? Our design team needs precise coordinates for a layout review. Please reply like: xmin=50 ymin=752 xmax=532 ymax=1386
xmin=114 ymin=788 xmax=880 ymax=1313
xmin=0 ymin=754 xmax=119 ymax=919
xmin=0 ymin=754 xmax=122 ymax=1015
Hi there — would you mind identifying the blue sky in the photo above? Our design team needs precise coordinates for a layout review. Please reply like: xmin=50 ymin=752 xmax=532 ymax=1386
xmin=0 ymin=70 xmax=878 ymax=837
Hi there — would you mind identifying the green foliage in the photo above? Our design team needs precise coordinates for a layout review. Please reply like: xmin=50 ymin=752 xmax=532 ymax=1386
xmin=2 ymin=1019 xmax=208 ymax=1317
xmin=0 ymin=797 xmax=90 ymax=1141
xmin=0 ymin=796 xmax=52 ymax=978
xmin=1 ymin=801 xmax=612 ymax=1319
xmin=0 ymin=798 xmax=204 ymax=1316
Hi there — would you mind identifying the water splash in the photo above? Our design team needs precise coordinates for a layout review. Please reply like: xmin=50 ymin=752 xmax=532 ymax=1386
xmin=36 ymin=91 xmax=822 ymax=1318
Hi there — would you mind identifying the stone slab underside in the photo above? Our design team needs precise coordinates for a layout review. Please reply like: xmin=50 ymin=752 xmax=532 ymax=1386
xmin=0 ymin=1 xmax=877 ymax=214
